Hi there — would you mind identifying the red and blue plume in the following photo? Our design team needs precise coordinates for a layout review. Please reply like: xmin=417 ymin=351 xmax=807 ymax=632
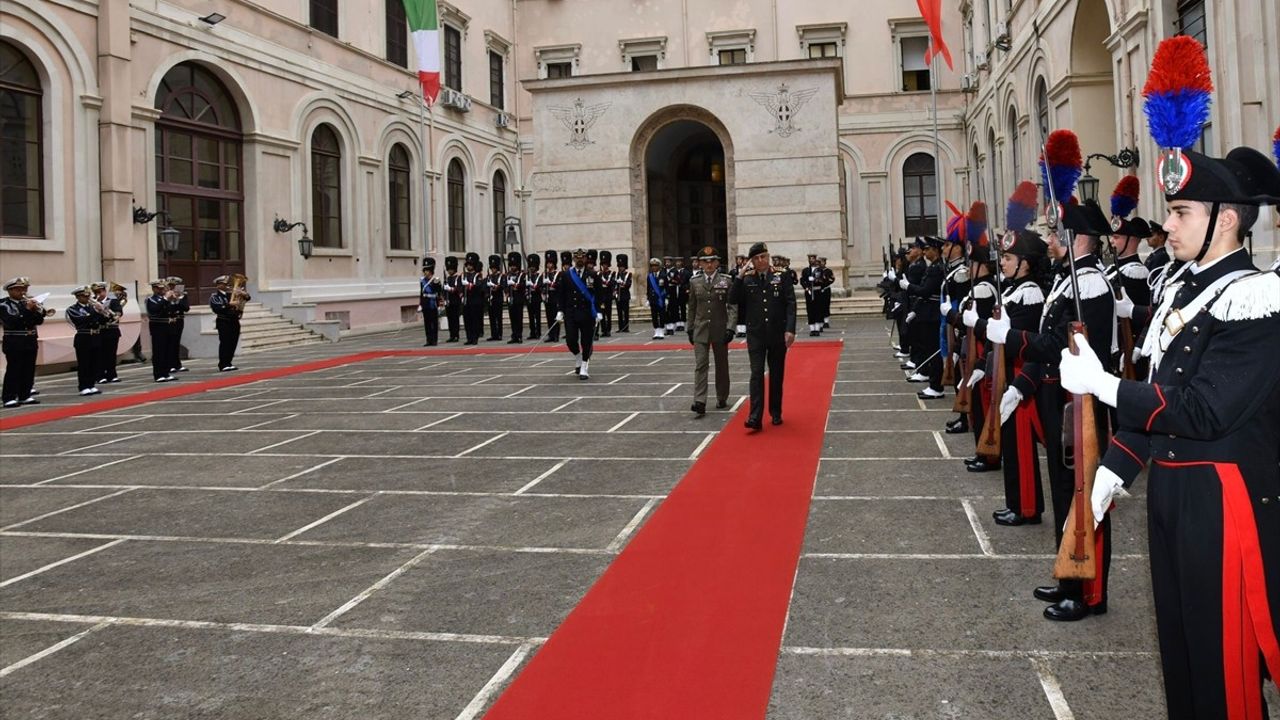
xmin=1006 ymin=181 xmax=1038 ymax=231
xmin=944 ymin=201 xmax=966 ymax=243
xmin=965 ymin=201 xmax=988 ymax=250
xmin=1273 ymin=126 xmax=1280 ymax=170
xmin=1142 ymin=36 xmax=1213 ymax=150
xmin=1038 ymin=130 xmax=1083 ymax=205
xmin=1110 ymin=175 xmax=1140 ymax=218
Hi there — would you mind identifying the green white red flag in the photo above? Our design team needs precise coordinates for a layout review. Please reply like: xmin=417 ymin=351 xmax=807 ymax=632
xmin=403 ymin=0 xmax=441 ymax=104
xmin=915 ymin=0 xmax=953 ymax=71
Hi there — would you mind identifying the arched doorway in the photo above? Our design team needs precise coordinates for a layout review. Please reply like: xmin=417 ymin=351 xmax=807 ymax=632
xmin=154 ymin=63 xmax=244 ymax=301
xmin=1069 ymin=0 xmax=1118 ymax=196
xmin=630 ymin=107 xmax=734 ymax=264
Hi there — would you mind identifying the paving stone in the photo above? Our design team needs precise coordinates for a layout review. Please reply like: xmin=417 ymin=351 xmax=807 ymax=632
xmin=253 ymin=398 xmax=419 ymax=414
xmin=815 ymin=458 xmax=993 ymax=497
xmin=620 ymin=410 xmax=738 ymax=432
xmin=294 ymin=493 xmax=651 ymax=549
xmin=386 ymin=396 xmax=569 ymax=413
xmin=431 ymin=412 xmax=637 ymax=432
xmin=0 ymin=432 xmax=150 ymax=456
xmin=529 ymin=459 xmax=692 ymax=496
xmin=335 ymin=549 xmax=612 ymax=638
xmin=76 ymin=414 xmax=296 ymax=432
xmin=0 ymin=455 xmax=134 ymax=485
xmin=249 ymin=412 xmax=452 ymax=431
xmin=266 ymin=430 xmax=496 ymax=457
xmin=0 ymin=540 xmax=420 ymax=625
xmin=97 ymin=399 xmax=275 ymax=416
xmin=0 ymin=487 xmax=125 ymax=528
xmin=60 ymin=430 xmax=308 ymax=456
xmin=0 ymin=624 xmax=516 ymax=720
xmin=805 ymin=499 xmax=984 ymax=555
xmin=0 ymin=619 xmax=95 ymax=669
xmin=828 ymin=394 xmax=923 ymax=411
xmin=17 ymin=488 xmax=368 ymax=540
xmin=823 ymin=431 xmax=944 ymax=459
xmin=282 ymin=457 xmax=558 ymax=493
xmin=825 ymin=409 xmax=955 ymax=431
xmin=0 ymin=536 xmax=111 ymax=582
xmin=1044 ymin=653 xmax=1168 ymax=719
xmin=768 ymin=652 xmax=1054 ymax=720
xmin=43 ymin=454 xmax=327 ymax=489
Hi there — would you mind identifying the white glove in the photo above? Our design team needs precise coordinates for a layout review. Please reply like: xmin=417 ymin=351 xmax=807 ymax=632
xmin=1060 ymin=333 xmax=1121 ymax=407
xmin=1132 ymin=346 xmax=1145 ymax=364
xmin=595 ymin=313 xmax=603 ymax=322
xmin=962 ymin=306 xmax=979 ymax=328
xmin=965 ymin=368 xmax=985 ymax=388
xmin=898 ymin=278 xmax=910 ymax=290
xmin=463 ymin=281 xmax=472 ymax=288
xmin=554 ymin=312 xmax=564 ymax=323
xmin=891 ymin=302 xmax=902 ymax=313
xmin=905 ymin=312 xmax=916 ymax=323
xmin=1091 ymin=466 xmax=1128 ymax=528
xmin=886 ymin=269 xmax=897 ymax=282
xmin=1115 ymin=289 xmax=1134 ymax=319
xmin=986 ymin=312 xmax=1011 ymax=344
xmin=939 ymin=298 xmax=951 ymax=315
xmin=999 ymin=387 xmax=1023 ymax=424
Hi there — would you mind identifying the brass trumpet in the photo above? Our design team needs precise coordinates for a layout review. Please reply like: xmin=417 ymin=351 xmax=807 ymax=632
xmin=110 ymin=282 xmax=128 ymax=308
xmin=24 ymin=294 xmax=55 ymax=317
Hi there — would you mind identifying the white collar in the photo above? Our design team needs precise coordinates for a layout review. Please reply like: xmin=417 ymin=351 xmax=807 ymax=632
xmin=1189 ymin=247 xmax=1245 ymax=275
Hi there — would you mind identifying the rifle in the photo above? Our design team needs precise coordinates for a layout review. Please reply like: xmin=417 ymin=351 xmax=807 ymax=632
xmin=1113 ymin=279 xmax=1138 ymax=381
xmin=1042 ymin=142 xmax=1097 ymax=581
xmin=951 ymin=295 xmax=974 ymax=414
xmin=976 ymin=239 xmax=1005 ymax=460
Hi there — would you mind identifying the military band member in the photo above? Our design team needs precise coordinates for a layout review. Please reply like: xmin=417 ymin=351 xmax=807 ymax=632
xmin=987 ymin=196 xmax=1117 ymax=621
xmin=417 ymin=260 xmax=442 ymax=347
xmin=1 ymin=277 xmax=47 ymax=407
xmin=66 ymin=286 xmax=107 ymax=396
xmin=462 ymin=252 xmax=486 ymax=345
xmin=92 ymin=282 xmax=124 ymax=383
xmin=165 ymin=277 xmax=190 ymax=373
xmin=526 ymin=253 xmax=543 ymax=339
xmin=597 ymin=251 xmax=616 ymax=337
xmin=145 ymin=279 xmax=181 ymax=382
xmin=485 ymin=254 xmax=504 ymax=341
xmin=1061 ymin=143 xmax=1280 ymax=717
xmin=444 ymin=255 xmax=462 ymax=342
xmin=730 ymin=242 xmax=796 ymax=430
xmin=615 ymin=253 xmax=633 ymax=333
xmin=210 ymin=275 xmax=248 ymax=368
xmin=687 ymin=246 xmax=737 ymax=416
xmin=554 ymin=248 xmax=602 ymax=379
xmin=646 ymin=258 xmax=669 ymax=339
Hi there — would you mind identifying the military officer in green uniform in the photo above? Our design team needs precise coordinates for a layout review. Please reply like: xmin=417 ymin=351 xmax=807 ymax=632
xmin=687 ymin=245 xmax=738 ymax=417
xmin=730 ymin=242 xmax=796 ymax=430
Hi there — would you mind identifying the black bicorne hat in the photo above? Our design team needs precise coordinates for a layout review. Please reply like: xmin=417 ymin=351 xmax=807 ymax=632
xmin=1156 ymin=149 xmax=1259 ymax=205
xmin=1062 ymin=199 xmax=1112 ymax=236
xmin=1111 ymin=216 xmax=1153 ymax=238
xmin=1000 ymin=229 xmax=1048 ymax=259
xmin=1223 ymin=146 xmax=1280 ymax=206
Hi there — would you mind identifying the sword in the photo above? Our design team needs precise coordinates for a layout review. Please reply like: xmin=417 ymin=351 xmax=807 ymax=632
xmin=517 ymin=318 xmax=562 ymax=363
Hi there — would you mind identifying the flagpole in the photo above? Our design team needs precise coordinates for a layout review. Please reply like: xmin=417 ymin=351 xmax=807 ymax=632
xmin=417 ymin=98 xmax=434 ymax=256
xmin=929 ymin=50 xmax=942 ymax=217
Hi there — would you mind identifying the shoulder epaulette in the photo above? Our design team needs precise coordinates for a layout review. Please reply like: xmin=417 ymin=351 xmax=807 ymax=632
xmin=1209 ymin=271 xmax=1280 ymax=322
xmin=1007 ymin=282 xmax=1045 ymax=306
xmin=971 ymin=281 xmax=996 ymax=299
xmin=1066 ymin=268 xmax=1112 ymax=300
xmin=1120 ymin=263 xmax=1150 ymax=280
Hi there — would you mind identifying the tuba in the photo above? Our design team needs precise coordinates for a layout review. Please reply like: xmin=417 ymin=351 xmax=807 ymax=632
xmin=229 ymin=273 xmax=250 ymax=313
xmin=110 ymin=282 xmax=128 ymax=309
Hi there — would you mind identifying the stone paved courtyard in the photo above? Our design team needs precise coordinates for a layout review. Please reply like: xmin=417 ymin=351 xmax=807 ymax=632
xmin=2 ymin=319 xmax=1274 ymax=718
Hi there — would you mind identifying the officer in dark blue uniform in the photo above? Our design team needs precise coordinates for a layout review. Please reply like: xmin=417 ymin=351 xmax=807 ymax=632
xmin=145 ymin=279 xmax=182 ymax=382
xmin=66 ymin=286 xmax=109 ymax=396
xmin=418 ymin=259 xmax=442 ymax=346
xmin=1 ymin=277 xmax=48 ymax=407
xmin=730 ymin=242 xmax=796 ymax=430
xmin=554 ymin=248 xmax=602 ymax=379
xmin=597 ymin=251 xmax=616 ymax=337
xmin=209 ymin=275 xmax=247 ymax=369
xmin=91 ymin=282 xmax=124 ymax=383
xmin=443 ymin=255 xmax=462 ymax=343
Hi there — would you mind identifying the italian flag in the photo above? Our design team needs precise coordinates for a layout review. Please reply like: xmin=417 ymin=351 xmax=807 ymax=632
xmin=403 ymin=0 xmax=441 ymax=105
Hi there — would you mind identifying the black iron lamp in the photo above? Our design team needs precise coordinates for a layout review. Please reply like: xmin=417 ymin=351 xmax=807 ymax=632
xmin=274 ymin=217 xmax=313 ymax=259
xmin=133 ymin=205 xmax=181 ymax=257
xmin=1079 ymin=148 xmax=1141 ymax=204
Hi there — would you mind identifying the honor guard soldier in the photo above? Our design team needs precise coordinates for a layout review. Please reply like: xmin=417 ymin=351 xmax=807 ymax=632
xmin=816 ymin=257 xmax=835 ymax=330
xmin=418 ymin=260 xmax=443 ymax=346
xmin=615 ymin=253 xmax=633 ymax=333
xmin=505 ymin=251 xmax=526 ymax=344
xmin=165 ymin=277 xmax=190 ymax=373
xmin=900 ymin=237 xmax=946 ymax=387
xmin=646 ymin=258 xmax=669 ymax=339
xmin=801 ymin=254 xmax=820 ymax=336
xmin=730 ymin=242 xmax=796 ymax=430
xmin=781 ymin=256 xmax=799 ymax=288
xmin=987 ymin=137 xmax=1118 ymax=621
xmin=210 ymin=275 xmax=248 ymax=369
xmin=1061 ymin=38 xmax=1280 ymax=713
xmin=673 ymin=256 xmax=691 ymax=330
xmin=145 ymin=279 xmax=181 ymax=382
xmin=896 ymin=240 xmax=927 ymax=364
xmin=687 ymin=245 xmax=737 ymax=416
xmin=526 ymin=253 xmax=543 ymax=339
xmin=958 ymin=226 xmax=1001 ymax=466
xmin=91 ymin=282 xmax=124 ymax=383
xmin=486 ymin=254 xmax=505 ymax=341
xmin=597 ymin=251 xmax=616 ymax=337
xmin=543 ymin=250 xmax=562 ymax=342
xmin=554 ymin=248 xmax=602 ymax=379
xmin=934 ymin=223 xmax=972 ymax=402
xmin=461 ymin=252 xmax=486 ymax=345
xmin=66 ymin=286 xmax=108 ymax=396
xmin=1 ymin=277 xmax=49 ymax=407
xmin=443 ymin=256 xmax=462 ymax=342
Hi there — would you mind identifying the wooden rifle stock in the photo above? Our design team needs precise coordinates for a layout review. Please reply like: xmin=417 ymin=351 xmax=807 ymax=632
xmin=952 ymin=299 xmax=974 ymax=414
xmin=1053 ymin=322 xmax=1098 ymax=581
xmin=975 ymin=306 xmax=1005 ymax=459
xmin=1115 ymin=284 xmax=1137 ymax=380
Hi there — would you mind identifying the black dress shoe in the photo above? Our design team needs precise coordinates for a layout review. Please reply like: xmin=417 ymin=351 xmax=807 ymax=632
xmin=1033 ymin=585 xmax=1067 ymax=603
xmin=944 ymin=421 xmax=970 ymax=434
xmin=744 ymin=419 xmax=762 ymax=430
xmin=507 ymin=338 xmax=519 ymax=344
xmin=963 ymin=456 xmax=982 ymax=465
xmin=994 ymin=511 xmax=1041 ymax=527
xmin=446 ymin=337 xmax=459 ymax=343
xmin=965 ymin=459 xmax=1001 ymax=473
xmin=771 ymin=417 xmax=782 ymax=426
xmin=691 ymin=402 xmax=706 ymax=416
xmin=1044 ymin=598 xmax=1091 ymax=622
xmin=715 ymin=400 xmax=728 ymax=409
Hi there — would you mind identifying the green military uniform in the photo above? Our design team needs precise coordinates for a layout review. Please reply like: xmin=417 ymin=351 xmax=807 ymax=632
xmin=686 ymin=245 xmax=738 ymax=416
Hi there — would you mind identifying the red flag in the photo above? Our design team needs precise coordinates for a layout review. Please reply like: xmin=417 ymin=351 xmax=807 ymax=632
xmin=916 ymin=0 xmax=953 ymax=71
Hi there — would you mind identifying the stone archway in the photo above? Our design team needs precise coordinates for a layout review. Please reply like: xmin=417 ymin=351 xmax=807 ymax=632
xmin=629 ymin=106 xmax=735 ymax=264
xmin=1068 ymin=0 xmax=1119 ymax=196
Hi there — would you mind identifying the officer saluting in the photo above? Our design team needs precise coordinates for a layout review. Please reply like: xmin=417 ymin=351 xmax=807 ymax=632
xmin=730 ymin=242 xmax=796 ymax=430
xmin=686 ymin=245 xmax=737 ymax=417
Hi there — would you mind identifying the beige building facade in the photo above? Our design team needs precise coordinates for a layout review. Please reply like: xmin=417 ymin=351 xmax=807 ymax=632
xmin=2 ymin=0 xmax=1275 ymax=358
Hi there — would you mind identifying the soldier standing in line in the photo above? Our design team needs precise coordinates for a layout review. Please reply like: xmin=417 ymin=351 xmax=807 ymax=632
xmin=91 ymin=282 xmax=124 ymax=383
xmin=165 ymin=277 xmax=190 ymax=373
xmin=66 ymin=286 xmax=108 ymax=396
xmin=597 ymin=251 xmax=616 ymax=337
xmin=505 ymin=252 xmax=526 ymax=344
xmin=900 ymin=238 xmax=945 ymax=388
xmin=687 ymin=246 xmax=737 ymax=417
xmin=1 ymin=277 xmax=47 ymax=407
xmin=417 ymin=259 xmax=443 ymax=347
xmin=800 ymin=253 xmax=819 ymax=336
xmin=461 ymin=252 xmax=486 ymax=345
xmin=646 ymin=258 xmax=669 ymax=339
xmin=145 ymin=279 xmax=180 ymax=382
xmin=554 ymin=248 xmax=602 ymax=379
xmin=210 ymin=275 xmax=248 ymax=368
xmin=543 ymin=250 xmax=561 ymax=342
xmin=896 ymin=240 xmax=926 ymax=365
xmin=615 ymin=253 xmax=632 ymax=333
xmin=730 ymin=242 xmax=796 ymax=430
xmin=486 ymin=254 xmax=505 ymax=341
xmin=673 ymin=256 xmax=691 ymax=330
xmin=817 ymin=257 xmax=835 ymax=331
xmin=526 ymin=253 xmax=543 ymax=339
xmin=443 ymin=255 xmax=462 ymax=343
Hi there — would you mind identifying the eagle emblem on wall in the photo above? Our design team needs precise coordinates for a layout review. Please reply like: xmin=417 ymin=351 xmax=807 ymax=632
xmin=750 ymin=84 xmax=819 ymax=138
xmin=549 ymin=98 xmax=612 ymax=149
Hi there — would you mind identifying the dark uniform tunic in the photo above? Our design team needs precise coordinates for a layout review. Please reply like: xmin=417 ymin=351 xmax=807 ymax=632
xmin=145 ymin=292 xmax=184 ymax=380
xmin=647 ymin=270 xmax=669 ymax=333
xmin=98 ymin=295 xmax=124 ymax=382
xmin=66 ymin=301 xmax=108 ymax=391
xmin=995 ymin=277 xmax=1047 ymax=519
xmin=938 ymin=259 xmax=972 ymax=394
xmin=505 ymin=270 xmax=526 ymax=342
xmin=444 ymin=271 xmax=463 ymax=342
xmin=461 ymin=271 xmax=486 ymax=345
xmin=417 ymin=275 xmax=443 ymax=346
xmin=966 ymin=273 xmax=1000 ymax=450
xmin=597 ymin=268 xmax=616 ymax=337
xmin=526 ymin=270 xmax=543 ymax=339
xmin=1 ymin=296 xmax=45 ymax=404
xmin=555 ymin=266 xmax=600 ymax=361
xmin=544 ymin=268 xmax=562 ymax=342
xmin=1098 ymin=250 xmax=1280 ymax=718
xmin=903 ymin=259 xmax=944 ymax=380
xmin=210 ymin=289 xmax=244 ymax=367
xmin=486 ymin=270 xmax=505 ymax=341
xmin=615 ymin=267 xmax=632 ymax=332
xmin=730 ymin=268 xmax=797 ymax=425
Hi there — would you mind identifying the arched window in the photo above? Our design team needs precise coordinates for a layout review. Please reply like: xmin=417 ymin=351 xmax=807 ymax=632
xmin=903 ymin=152 xmax=937 ymax=236
xmin=492 ymin=170 xmax=507 ymax=254
xmin=1 ymin=41 xmax=44 ymax=237
xmin=1008 ymin=106 xmax=1021 ymax=183
xmin=311 ymin=124 xmax=342 ymax=248
xmin=1034 ymin=77 xmax=1050 ymax=140
xmin=447 ymin=158 xmax=466 ymax=253
xmin=987 ymin=128 xmax=999 ymax=210
xmin=388 ymin=143 xmax=412 ymax=251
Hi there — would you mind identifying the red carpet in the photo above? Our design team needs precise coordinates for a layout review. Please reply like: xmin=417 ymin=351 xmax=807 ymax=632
xmin=483 ymin=341 xmax=843 ymax=720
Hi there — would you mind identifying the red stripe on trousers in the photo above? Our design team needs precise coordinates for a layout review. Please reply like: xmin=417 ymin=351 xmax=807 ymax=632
xmin=1083 ymin=521 xmax=1106 ymax=607
xmin=1015 ymin=400 xmax=1037 ymax=518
